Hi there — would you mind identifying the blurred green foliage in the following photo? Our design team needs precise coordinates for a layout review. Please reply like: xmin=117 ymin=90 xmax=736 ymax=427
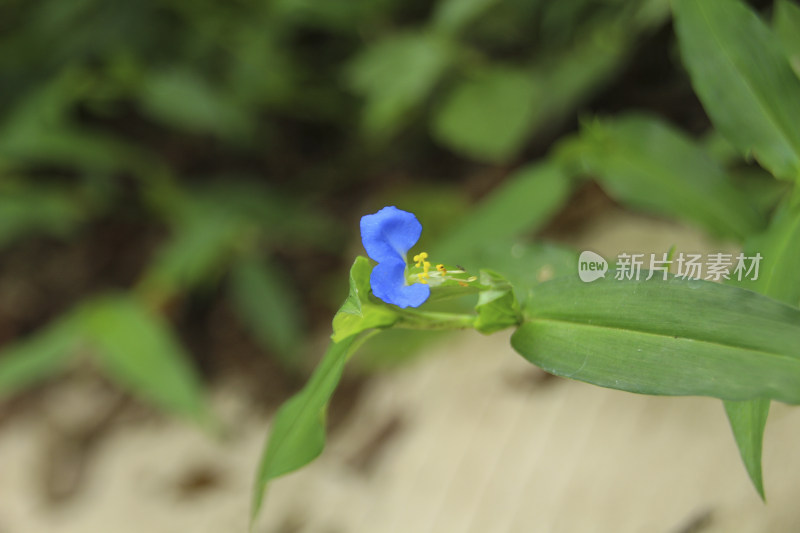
xmin=0 ymin=0 xmax=675 ymax=413
xmin=0 ymin=0 xmax=799 ymax=519
xmin=2 ymin=3 xmax=799 ymax=504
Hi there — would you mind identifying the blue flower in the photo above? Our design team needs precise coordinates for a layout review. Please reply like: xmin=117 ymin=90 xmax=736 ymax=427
xmin=360 ymin=206 xmax=431 ymax=308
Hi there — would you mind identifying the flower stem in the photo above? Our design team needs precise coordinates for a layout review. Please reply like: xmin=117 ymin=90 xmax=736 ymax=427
xmin=393 ymin=309 xmax=476 ymax=331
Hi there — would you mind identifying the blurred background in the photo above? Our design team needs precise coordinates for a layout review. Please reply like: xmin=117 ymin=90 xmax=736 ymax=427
xmin=2 ymin=0 xmax=799 ymax=532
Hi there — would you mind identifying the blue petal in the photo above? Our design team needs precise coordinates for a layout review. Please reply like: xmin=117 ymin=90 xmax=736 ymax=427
xmin=360 ymin=206 xmax=422 ymax=264
xmin=370 ymin=259 xmax=430 ymax=308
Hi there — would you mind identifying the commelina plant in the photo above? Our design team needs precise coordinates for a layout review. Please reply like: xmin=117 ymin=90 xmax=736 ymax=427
xmin=250 ymin=204 xmax=800 ymax=526
xmin=250 ymin=0 xmax=800 ymax=524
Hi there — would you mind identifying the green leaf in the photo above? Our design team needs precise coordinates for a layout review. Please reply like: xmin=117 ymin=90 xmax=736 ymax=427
xmin=436 ymin=160 xmax=574 ymax=261
xmin=474 ymin=270 xmax=521 ymax=334
xmin=141 ymin=204 xmax=245 ymax=297
xmin=576 ymin=114 xmax=764 ymax=240
xmin=723 ymin=198 xmax=800 ymax=499
xmin=229 ymin=257 xmax=304 ymax=366
xmin=433 ymin=66 xmax=538 ymax=161
xmin=0 ymin=313 xmax=82 ymax=398
xmin=347 ymin=32 xmax=452 ymax=135
xmin=701 ymin=128 xmax=742 ymax=166
xmin=331 ymin=256 xmax=398 ymax=342
xmin=775 ymin=0 xmax=800 ymax=77
xmin=191 ymin=181 xmax=343 ymax=251
xmin=251 ymin=333 xmax=367 ymax=525
xmin=672 ymin=0 xmax=800 ymax=181
xmin=140 ymin=69 xmax=251 ymax=139
xmin=727 ymin=166 xmax=790 ymax=218
xmin=511 ymin=277 xmax=800 ymax=403
xmin=0 ymin=181 xmax=86 ymax=248
xmin=504 ymin=7 xmax=668 ymax=150
xmin=528 ymin=24 xmax=630 ymax=129
xmin=724 ymin=398 xmax=769 ymax=499
xmin=0 ymin=69 xmax=139 ymax=172
xmin=431 ymin=0 xmax=497 ymax=35
xmin=80 ymin=295 xmax=212 ymax=426
xmin=741 ymin=201 xmax=800 ymax=307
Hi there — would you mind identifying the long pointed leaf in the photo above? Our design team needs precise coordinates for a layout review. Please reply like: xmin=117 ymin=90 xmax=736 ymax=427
xmin=250 ymin=333 xmax=370 ymax=525
xmin=511 ymin=277 xmax=800 ymax=403
xmin=672 ymin=0 xmax=800 ymax=181
xmin=229 ymin=257 xmax=304 ymax=366
xmin=0 ymin=313 xmax=81 ymax=398
xmin=576 ymin=114 xmax=764 ymax=239
xmin=724 ymin=201 xmax=800 ymax=498
xmin=724 ymin=398 xmax=769 ymax=499
xmin=436 ymin=161 xmax=573 ymax=263
xmin=80 ymin=295 xmax=212 ymax=426
xmin=775 ymin=0 xmax=800 ymax=76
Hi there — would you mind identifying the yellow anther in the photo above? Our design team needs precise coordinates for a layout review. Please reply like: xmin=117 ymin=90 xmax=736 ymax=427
xmin=413 ymin=252 xmax=428 ymax=267
xmin=419 ymin=278 xmax=429 ymax=284
xmin=436 ymin=264 xmax=446 ymax=273
xmin=422 ymin=261 xmax=431 ymax=278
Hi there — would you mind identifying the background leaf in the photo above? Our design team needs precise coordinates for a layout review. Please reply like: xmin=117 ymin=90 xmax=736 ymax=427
xmin=431 ymin=0 xmax=498 ymax=35
xmin=80 ymin=295 xmax=212 ymax=426
xmin=0 ymin=313 xmax=82 ymax=398
xmin=141 ymin=202 xmax=246 ymax=297
xmin=433 ymin=66 xmax=538 ymax=161
xmin=673 ymin=0 xmax=800 ymax=181
xmin=774 ymin=0 xmax=800 ymax=77
xmin=573 ymin=114 xmax=764 ymax=239
xmin=0 ymin=181 xmax=86 ymax=248
xmin=347 ymin=32 xmax=453 ymax=135
xmin=740 ymin=201 xmax=800 ymax=307
xmin=511 ymin=277 xmax=800 ymax=403
xmin=524 ymin=24 xmax=630 ymax=132
xmin=140 ymin=69 xmax=252 ymax=140
xmin=229 ymin=256 xmax=304 ymax=366
xmin=436 ymin=160 xmax=574 ymax=263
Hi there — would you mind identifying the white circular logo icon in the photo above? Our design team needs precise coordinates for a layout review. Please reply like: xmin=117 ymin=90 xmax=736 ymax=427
xmin=578 ymin=251 xmax=608 ymax=282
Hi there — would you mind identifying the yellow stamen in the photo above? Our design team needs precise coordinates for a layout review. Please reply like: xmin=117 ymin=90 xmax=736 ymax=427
xmin=413 ymin=252 xmax=428 ymax=267
xmin=436 ymin=264 xmax=446 ymax=273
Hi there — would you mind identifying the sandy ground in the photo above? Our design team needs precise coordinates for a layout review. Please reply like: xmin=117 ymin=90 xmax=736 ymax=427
xmin=1 ymin=209 xmax=799 ymax=533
